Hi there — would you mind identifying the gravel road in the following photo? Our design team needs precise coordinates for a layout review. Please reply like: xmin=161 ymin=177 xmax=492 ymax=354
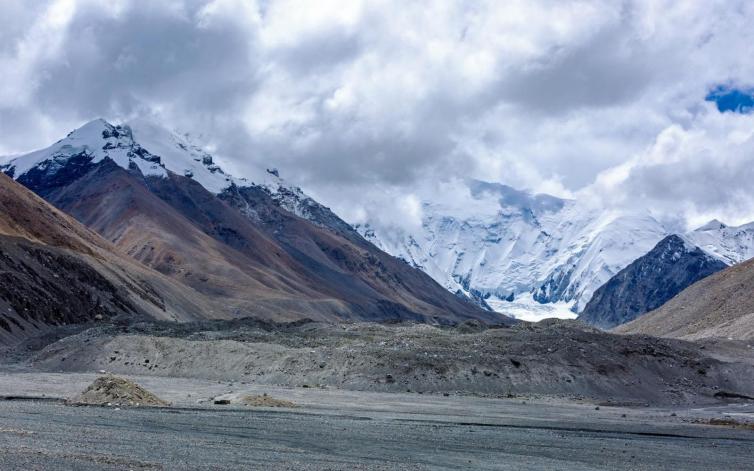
xmin=0 ymin=372 xmax=753 ymax=470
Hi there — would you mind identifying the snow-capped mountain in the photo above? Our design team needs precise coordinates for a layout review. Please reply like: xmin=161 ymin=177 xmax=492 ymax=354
xmin=357 ymin=180 xmax=754 ymax=322
xmin=578 ymin=222 xmax=754 ymax=329
xmin=1 ymin=118 xmax=499 ymax=324
xmin=6 ymin=118 xmax=754 ymax=324
xmin=684 ymin=219 xmax=754 ymax=265
xmin=0 ymin=118 xmax=325 ymax=226
xmin=356 ymin=181 xmax=669 ymax=320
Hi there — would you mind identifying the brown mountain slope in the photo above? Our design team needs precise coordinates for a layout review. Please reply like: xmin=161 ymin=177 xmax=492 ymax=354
xmin=24 ymin=158 xmax=499 ymax=324
xmin=0 ymin=173 xmax=213 ymax=345
xmin=39 ymin=159 xmax=353 ymax=321
xmin=615 ymin=257 xmax=754 ymax=340
xmin=219 ymin=184 xmax=494 ymax=321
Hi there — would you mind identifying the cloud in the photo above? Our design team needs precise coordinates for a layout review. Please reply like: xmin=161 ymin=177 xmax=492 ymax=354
xmin=1 ymin=0 xmax=754 ymax=230
xmin=590 ymin=104 xmax=754 ymax=228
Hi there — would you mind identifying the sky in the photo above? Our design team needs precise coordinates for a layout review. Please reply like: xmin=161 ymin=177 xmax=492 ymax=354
xmin=1 ymin=0 xmax=754 ymax=230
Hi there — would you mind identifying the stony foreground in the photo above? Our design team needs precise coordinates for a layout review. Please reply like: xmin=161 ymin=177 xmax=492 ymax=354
xmin=0 ymin=372 xmax=753 ymax=470
xmin=10 ymin=319 xmax=754 ymax=406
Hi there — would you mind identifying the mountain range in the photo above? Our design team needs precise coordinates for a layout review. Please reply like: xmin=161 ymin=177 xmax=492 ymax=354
xmin=357 ymin=181 xmax=754 ymax=323
xmin=577 ymin=235 xmax=729 ymax=329
xmin=0 ymin=119 xmax=501 ymax=344
xmin=4 ymin=117 xmax=754 ymax=336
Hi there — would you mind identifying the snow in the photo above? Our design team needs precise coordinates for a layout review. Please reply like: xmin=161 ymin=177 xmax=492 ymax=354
xmin=358 ymin=182 xmax=669 ymax=317
xmin=1 ymin=119 xmax=168 ymax=179
xmin=685 ymin=220 xmax=754 ymax=265
xmin=126 ymin=118 xmax=233 ymax=193
xmin=2 ymin=118 xmax=320 ymax=225
xmin=125 ymin=119 xmax=318 ymax=219
xmin=486 ymin=296 xmax=578 ymax=322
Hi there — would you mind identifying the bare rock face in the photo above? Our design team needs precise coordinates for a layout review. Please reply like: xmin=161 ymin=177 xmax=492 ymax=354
xmin=579 ymin=235 xmax=727 ymax=329
xmin=68 ymin=375 xmax=169 ymax=407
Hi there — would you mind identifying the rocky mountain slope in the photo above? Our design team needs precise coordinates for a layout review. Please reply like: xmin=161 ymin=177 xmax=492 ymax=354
xmin=1 ymin=119 xmax=500 ymax=325
xmin=578 ymin=220 xmax=754 ymax=329
xmin=615 ymin=255 xmax=754 ymax=340
xmin=0 ymin=172 xmax=217 ymax=345
xmin=578 ymin=235 xmax=728 ymax=329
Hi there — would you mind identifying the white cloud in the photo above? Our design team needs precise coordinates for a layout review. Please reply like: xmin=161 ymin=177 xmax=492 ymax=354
xmin=1 ymin=0 xmax=754 ymax=230
xmin=590 ymin=105 xmax=754 ymax=229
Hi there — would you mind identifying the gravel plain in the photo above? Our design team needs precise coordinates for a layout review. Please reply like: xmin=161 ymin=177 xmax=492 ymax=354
xmin=0 ymin=371 xmax=753 ymax=470
xmin=3 ymin=319 xmax=754 ymax=469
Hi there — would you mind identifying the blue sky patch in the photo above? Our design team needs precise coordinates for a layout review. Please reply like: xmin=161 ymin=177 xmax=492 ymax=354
xmin=705 ymin=85 xmax=754 ymax=113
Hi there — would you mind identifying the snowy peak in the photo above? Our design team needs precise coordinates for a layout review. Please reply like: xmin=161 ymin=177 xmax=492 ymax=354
xmin=467 ymin=180 xmax=566 ymax=215
xmin=357 ymin=180 xmax=669 ymax=321
xmin=1 ymin=118 xmax=167 ymax=181
xmin=2 ymin=117 xmax=365 ymax=242
xmin=685 ymin=220 xmax=754 ymax=265
xmin=695 ymin=219 xmax=728 ymax=231
xmin=1 ymin=117 xmax=295 ymax=195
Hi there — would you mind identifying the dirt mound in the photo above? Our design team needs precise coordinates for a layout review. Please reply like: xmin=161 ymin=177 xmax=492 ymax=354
xmin=241 ymin=394 xmax=296 ymax=408
xmin=68 ymin=375 xmax=169 ymax=407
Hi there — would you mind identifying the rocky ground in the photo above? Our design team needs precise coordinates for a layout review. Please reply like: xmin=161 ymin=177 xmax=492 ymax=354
xmin=4 ymin=318 xmax=754 ymax=406
xmin=0 ymin=372 xmax=753 ymax=470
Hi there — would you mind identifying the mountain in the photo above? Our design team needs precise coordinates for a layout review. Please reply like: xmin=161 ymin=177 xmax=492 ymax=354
xmin=1 ymin=119 xmax=501 ymax=325
xmin=357 ymin=180 xmax=668 ymax=320
xmin=0 ymin=172 xmax=214 ymax=345
xmin=614 ymin=255 xmax=754 ymax=340
xmin=578 ymin=219 xmax=754 ymax=329
xmin=684 ymin=219 xmax=754 ymax=265
xmin=578 ymin=235 xmax=728 ymax=329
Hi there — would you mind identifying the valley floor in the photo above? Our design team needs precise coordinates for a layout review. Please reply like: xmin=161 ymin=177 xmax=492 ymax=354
xmin=0 ymin=372 xmax=753 ymax=470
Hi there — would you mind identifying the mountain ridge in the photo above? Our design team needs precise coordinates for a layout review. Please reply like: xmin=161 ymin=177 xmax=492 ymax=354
xmin=357 ymin=183 xmax=754 ymax=321
xmin=0 ymin=171 xmax=220 ymax=345
xmin=578 ymin=235 xmax=728 ymax=329
xmin=2 ymin=119 xmax=502 ymax=325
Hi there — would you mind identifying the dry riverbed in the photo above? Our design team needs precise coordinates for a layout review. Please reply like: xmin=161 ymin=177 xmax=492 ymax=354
xmin=2 ymin=319 xmax=754 ymax=469
xmin=0 ymin=371 xmax=753 ymax=470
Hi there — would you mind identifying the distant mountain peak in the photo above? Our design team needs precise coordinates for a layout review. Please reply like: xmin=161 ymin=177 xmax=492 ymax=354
xmin=695 ymin=219 xmax=728 ymax=231
xmin=358 ymin=182 xmax=669 ymax=319
xmin=467 ymin=179 xmax=566 ymax=214
xmin=1 ymin=117 xmax=354 ymax=237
